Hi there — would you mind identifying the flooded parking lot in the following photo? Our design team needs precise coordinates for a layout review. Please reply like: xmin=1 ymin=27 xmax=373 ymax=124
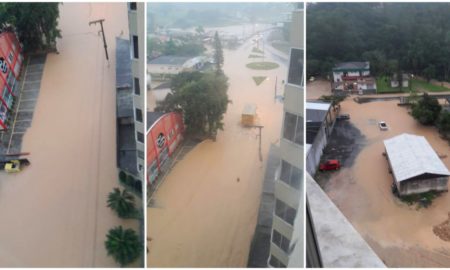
xmin=313 ymin=93 xmax=450 ymax=267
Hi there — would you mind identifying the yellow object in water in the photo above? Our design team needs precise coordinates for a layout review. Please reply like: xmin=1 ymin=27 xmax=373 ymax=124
xmin=241 ymin=104 xmax=256 ymax=126
xmin=5 ymin=160 xmax=21 ymax=173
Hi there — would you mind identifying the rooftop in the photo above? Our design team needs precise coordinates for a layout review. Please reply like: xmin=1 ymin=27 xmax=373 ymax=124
xmin=147 ymin=111 xmax=165 ymax=131
xmin=306 ymin=102 xmax=331 ymax=123
xmin=333 ymin=61 xmax=370 ymax=71
xmin=148 ymin=55 xmax=192 ymax=66
xmin=384 ymin=133 xmax=450 ymax=182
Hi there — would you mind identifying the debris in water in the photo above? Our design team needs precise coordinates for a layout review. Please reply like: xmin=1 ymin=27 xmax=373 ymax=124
xmin=433 ymin=213 xmax=450 ymax=242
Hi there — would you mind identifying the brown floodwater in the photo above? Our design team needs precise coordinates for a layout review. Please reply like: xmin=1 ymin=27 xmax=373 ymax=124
xmin=0 ymin=3 xmax=138 ymax=267
xmin=147 ymin=34 xmax=286 ymax=267
xmin=321 ymin=97 xmax=450 ymax=267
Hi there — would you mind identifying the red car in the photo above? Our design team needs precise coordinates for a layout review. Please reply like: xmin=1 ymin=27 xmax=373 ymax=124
xmin=319 ymin=160 xmax=341 ymax=171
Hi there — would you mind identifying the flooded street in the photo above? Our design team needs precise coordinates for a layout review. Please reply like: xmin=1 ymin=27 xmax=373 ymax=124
xmin=0 ymin=3 xmax=138 ymax=267
xmin=317 ymin=96 xmax=450 ymax=267
xmin=148 ymin=33 xmax=286 ymax=267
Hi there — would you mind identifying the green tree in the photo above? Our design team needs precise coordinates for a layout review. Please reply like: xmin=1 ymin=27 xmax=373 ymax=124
xmin=423 ymin=65 xmax=436 ymax=82
xmin=0 ymin=3 xmax=61 ymax=52
xmin=437 ymin=111 xmax=450 ymax=138
xmin=107 ymin=188 xmax=136 ymax=218
xmin=105 ymin=226 xmax=141 ymax=267
xmin=213 ymin=31 xmax=224 ymax=71
xmin=157 ymin=71 xmax=230 ymax=138
xmin=412 ymin=93 xmax=442 ymax=125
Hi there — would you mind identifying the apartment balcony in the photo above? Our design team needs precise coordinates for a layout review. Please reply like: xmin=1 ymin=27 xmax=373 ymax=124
xmin=306 ymin=174 xmax=385 ymax=267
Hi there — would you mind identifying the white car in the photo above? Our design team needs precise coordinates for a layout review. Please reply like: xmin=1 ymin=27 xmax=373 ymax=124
xmin=379 ymin=121 xmax=388 ymax=131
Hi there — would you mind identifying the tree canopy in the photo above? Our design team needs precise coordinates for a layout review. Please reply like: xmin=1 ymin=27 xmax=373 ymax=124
xmin=213 ymin=31 xmax=224 ymax=72
xmin=411 ymin=93 xmax=442 ymax=125
xmin=0 ymin=3 xmax=61 ymax=52
xmin=307 ymin=3 xmax=450 ymax=81
xmin=105 ymin=226 xmax=141 ymax=267
xmin=157 ymin=71 xmax=230 ymax=138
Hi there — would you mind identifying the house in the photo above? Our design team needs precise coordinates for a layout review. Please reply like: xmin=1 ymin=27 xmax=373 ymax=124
xmin=384 ymin=133 xmax=450 ymax=196
xmin=306 ymin=101 xmax=337 ymax=175
xmin=332 ymin=62 xmax=377 ymax=94
xmin=332 ymin=62 xmax=370 ymax=82
xmin=390 ymin=73 xmax=410 ymax=88
xmin=147 ymin=55 xmax=205 ymax=79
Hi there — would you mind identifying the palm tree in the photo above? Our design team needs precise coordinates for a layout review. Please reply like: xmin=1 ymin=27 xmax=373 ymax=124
xmin=105 ymin=226 xmax=141 ymax=267
xmin=107 ymin=187 xmax=135 ymax=218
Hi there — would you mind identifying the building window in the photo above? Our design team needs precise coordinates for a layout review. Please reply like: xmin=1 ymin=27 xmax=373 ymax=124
xmin=287 ymin=48 xmax=303 ymax=86
xmin=132 ymin=35 xmax=139 ymax=59
xmin=269 ymin=255 xmax=287 ymax=268
xmin=137 ymin=150 xmax=144 ymax=159
xmin=272 ymin=229 xmax=290 ymax=253
xmin=7 ymin=52 xmax=13 ymax=64
xmin=135 ymin=108 xmax=143 ymax=122
xmin=129 ymin=2 xmax=137 ymax=10
xmin=137 ymin=132 xmax=144 ymax=143
xmin=275 ymin=199 xmax=297 ymax=226
xmin=138 ymin=164 xmax=143 ymax=171
xmin=283 ymin=112 xmax=303 ymax=145
xmin=134 ymin=77 xmax=140 ymax=95
xmin=280 ymin=160 xmax=301 ymax=190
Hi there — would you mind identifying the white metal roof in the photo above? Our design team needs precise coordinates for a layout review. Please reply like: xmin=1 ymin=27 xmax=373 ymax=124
xmin=306 ymin=102 xmax=331 ymax=111
xmin=384 ymin=133 xmax=450 ymax=182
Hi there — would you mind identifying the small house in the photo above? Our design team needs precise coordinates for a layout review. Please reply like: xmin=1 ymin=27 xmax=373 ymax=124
xmin=390 ymin=74 xmax=410 ymax=88
xmin=332 ymin=62 xmax=370 ymax=83
xmin=384 ymin=133 xmax=450 ymax=196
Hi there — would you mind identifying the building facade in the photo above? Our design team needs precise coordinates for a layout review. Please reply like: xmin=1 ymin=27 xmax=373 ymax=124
xmin=305 ymin=102 xmax=336 ymax=176
xmin=147 ymin=112 xmax=184 ymax=186
xmin=128 ymin=2 xmax=145 ymax=182
xmin=268 ymin=8 xmax=303 ymax=268
xmin=0 ymin=32 xmax=24 ymax=131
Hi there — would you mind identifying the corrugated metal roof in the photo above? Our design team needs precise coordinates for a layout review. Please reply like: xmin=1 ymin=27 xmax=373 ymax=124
xmin=384 ymin=133 xmax=450 ymax=182
xmin=333 ymin=61 xmax=370 ymax=71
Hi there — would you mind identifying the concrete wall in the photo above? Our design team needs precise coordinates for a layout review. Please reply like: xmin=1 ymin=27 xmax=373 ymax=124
xmin=399 ymin=177 xmax=449 ymax=196
xmin=307 ymin=174 xmax=385 ymax=268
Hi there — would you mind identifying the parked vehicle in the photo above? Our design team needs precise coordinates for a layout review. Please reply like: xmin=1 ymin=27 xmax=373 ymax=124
xmin=379 ymin=121 xmax=388 ymax=130
xmin=319 ymin=159 xmax=341 ymax=171
xmin=0 ymin=158 xmax=30 ymax=173
xmin=336 ymin=113 xmax=350 ymax=120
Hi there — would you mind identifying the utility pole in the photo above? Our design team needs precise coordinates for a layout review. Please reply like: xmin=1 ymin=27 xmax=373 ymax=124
xmin=274 ymin=76 xmax=278 ymax=101
xmin=89 ymin=19 xmax=109 ymax=61
xmin=252 ymin=125 xmax=264 ymax=162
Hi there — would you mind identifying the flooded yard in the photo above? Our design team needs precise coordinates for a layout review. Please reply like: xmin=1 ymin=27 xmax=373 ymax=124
xmin=148 ymin=30 xmax=286 ymax=267
xmin=314 ymin=95 xmax=450 ymax=267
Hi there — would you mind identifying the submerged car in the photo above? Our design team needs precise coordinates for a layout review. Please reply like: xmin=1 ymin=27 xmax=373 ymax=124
xmin=379 ymin=121 xmax=388 ymax=130
xmin=336 ymin=113 xmax=350 ymax=120
xmin=319 ymin=159 xmax=341 ymax=171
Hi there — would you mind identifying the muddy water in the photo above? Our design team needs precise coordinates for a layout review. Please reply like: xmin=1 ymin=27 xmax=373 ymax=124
xmin=325 ymin=99 xmax=450 ymax=267
xmin=306 ymin=79 xmax=332 ymax=100
xmin=148 ymin=35 xmax=286 ymax=267
xmin=0 ymin=3 xmax=139 ymax=267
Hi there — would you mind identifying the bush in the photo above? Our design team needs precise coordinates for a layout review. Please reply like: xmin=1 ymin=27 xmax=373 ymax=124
xmin=127 ymin=175 xmax=136 ymax=186
xmin=411 ymin=93 xmax=441 ymax=125
xmin=119 ymin=171 xmax=127 ymax=183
